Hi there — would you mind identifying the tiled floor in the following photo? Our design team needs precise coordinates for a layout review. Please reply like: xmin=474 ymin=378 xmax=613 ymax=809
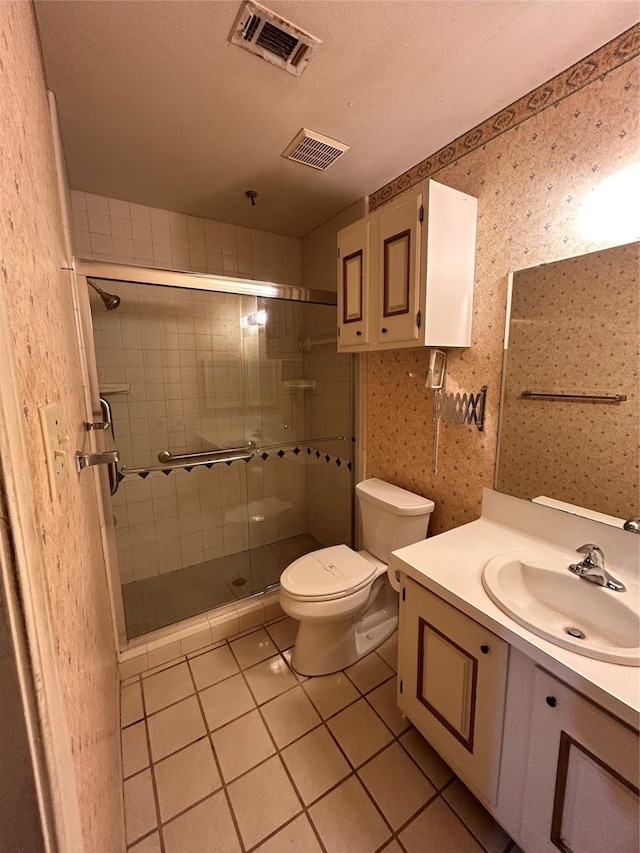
xmin=121 ymin=620 xmax=519 ymax=853
xmin=122 ymin=534 xmax=322 ymax=638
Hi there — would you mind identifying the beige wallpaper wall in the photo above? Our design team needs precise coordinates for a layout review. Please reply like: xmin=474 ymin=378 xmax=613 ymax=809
xmin=0 ymin=3 xmax=122 ymax=850
xmin=366 ymin=55 xmax=639 ymax=535
xmin=497 ymin=242 xmax=639 ymax=519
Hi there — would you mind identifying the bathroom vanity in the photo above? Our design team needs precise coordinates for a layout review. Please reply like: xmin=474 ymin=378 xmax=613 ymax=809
xmin=390 ymin=489 xmax=640 ymax=853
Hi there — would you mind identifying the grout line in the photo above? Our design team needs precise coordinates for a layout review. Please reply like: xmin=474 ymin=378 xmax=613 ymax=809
xmin=230 ymin=635 xmax=331 ymax=852
xmin=185 ymin=654 xmax=248 ymax=853
xmin=137 ymin=678 xmax=166 ymax=853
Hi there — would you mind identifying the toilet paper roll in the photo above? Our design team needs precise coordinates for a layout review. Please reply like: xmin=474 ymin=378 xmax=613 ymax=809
xmin=386 ymin=560 xmax=402 ymax=592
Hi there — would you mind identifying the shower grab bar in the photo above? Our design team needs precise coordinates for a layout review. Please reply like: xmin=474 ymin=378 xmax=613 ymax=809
xmin=121 ymin=435 xmax=349 ymax=477
xmin=121 ymin=451 xmax=255 ymax=475
xmin=158 ymin=442 xmax=256 ymax=465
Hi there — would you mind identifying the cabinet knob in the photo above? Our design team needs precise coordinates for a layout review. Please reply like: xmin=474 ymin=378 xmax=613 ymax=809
xmin=356 ymin=330 xmax=362 ymax=336
xmin=546 ymin=696 xmax=557 ymax=708
xmin=480 ymin=645 xmax=489 ymax=654
xmin=381 ymin=327 xmax=388 ymax=334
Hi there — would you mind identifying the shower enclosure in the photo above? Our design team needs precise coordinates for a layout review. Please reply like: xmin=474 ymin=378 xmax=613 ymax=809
xmin=86 ymin=266 xmax=354 ymax=639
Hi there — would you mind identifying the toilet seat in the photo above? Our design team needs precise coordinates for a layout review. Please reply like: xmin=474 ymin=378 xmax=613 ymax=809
xmin=280 ymin=545 xmax=378 ymax=602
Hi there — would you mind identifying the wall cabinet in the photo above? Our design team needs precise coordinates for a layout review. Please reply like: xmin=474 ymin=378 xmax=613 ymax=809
xmin=337 ymin=179 xmax=477 ymax=353
xmin=397 ymin=577 xmax=640 ymax=852
xmin=398 ymin=578 xmax=509 ymax=805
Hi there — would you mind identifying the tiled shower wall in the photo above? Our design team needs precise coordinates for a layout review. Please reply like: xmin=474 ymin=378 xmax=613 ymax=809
xmin=71 ymin=189 xmax=302 ymax=284
xmin=91 ymin=284 xmax=350 ymax=584
xmin=301 ymin=305 xmax=353 ymax=547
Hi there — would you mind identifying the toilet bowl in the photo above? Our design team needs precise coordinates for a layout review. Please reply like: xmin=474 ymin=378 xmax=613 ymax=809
xmin=279 ymin=479 xmax=435 ymax=676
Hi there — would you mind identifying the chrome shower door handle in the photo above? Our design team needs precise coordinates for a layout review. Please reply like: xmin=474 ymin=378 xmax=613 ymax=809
xmin=75 ymin=450 xmax=120 ymax=472
xmin=100 ymin=396 xmax=120 ymax=496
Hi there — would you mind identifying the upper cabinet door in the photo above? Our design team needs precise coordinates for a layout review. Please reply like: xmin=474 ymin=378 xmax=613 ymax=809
xmin=375 ymin=193 xmax=422 ymax=346
xmin=337 ymin=218 xmax=370 ymax=351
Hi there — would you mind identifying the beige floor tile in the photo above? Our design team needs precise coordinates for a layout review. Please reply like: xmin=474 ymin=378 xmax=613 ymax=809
xmin=281 ymin=648 xmax=308 ymax=681
xmin=154 ymin=738 xmax=221 ymax=822
xmin=346 ymin=652 xmax=394 ymax=694
xmin=400 ymin=728 xmax=454 ymax=790
xmin=359 ymin=743 xmax=437 ymax=830
xmin=281 ymin=725 xmax=351 ymax=805
xmin=212 ymin=709 xmax=275 ymax=781
xmin=142 ymin=662 xmax=194 ymax=714
xmin=128 ymin=831 xmax=161 ymax=853
xmin=366 ymin=678 xmax=410 ymax=735
xmin=122 ymin=720 xmax=150 ymax=778
xmin=230 ymin=628 xmax=277 ymax=669
xmin=400 ymin=797 xmax=485 ymax=853
xmin=121 ymin=681 xmax=144 ymax=727
xmin=443 ymin=779 xmax=512 ymax=853
xmin=200 ymin=673 xmax=255 ymax=730
xmin=309 ymin=776 xmax=391 ymax=853
xmin=244 ymin=654 xmax=298 ymax=704
xmin=302 ymin=671 xmax=359 ymax=718
xmin=255 ymin=814 xmax=322 ymax=853
xmin=261 ymin=686 xmax=321 ymax=748
xmin=265 ymin=617 xmax=298 ymax=651
xmin=328 ymin=698 xmax=393 ymax=768
xmin=380 ymin=841 xmax=404 ymax=853
xmin=124 ymin=769 xmax=157 ymax=845
xmin=147 ymin=696 xmax=206 ymax=761
xmin=189 ymin=644 xmax=239 ymax=690
xmin=163 ymin=790 xmax=241 ymax=853
xmin=227 ymin=755 xmax=301 ymax=849
xmin=376 ymin=633 xmax=398 ymax=672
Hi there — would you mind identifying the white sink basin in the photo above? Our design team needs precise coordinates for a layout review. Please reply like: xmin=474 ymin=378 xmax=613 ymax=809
xmin=482 ymin=550 xmax=640 ymax=666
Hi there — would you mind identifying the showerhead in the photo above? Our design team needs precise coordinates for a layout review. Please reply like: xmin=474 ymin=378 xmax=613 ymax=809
xmin=88 ymin=279 xmax=121 ymax=310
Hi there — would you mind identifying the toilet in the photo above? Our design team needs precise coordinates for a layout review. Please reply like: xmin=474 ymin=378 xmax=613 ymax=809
xmin=279 ymin=478 xmax=435 ymax=676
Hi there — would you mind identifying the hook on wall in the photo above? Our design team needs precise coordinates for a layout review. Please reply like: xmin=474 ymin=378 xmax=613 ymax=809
xmin=245 ymin=190 xmax=258 ymax=207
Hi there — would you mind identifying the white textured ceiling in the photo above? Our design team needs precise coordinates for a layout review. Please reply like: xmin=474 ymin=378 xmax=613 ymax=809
xmin=34 ymin=1 xmax=638 ymax=237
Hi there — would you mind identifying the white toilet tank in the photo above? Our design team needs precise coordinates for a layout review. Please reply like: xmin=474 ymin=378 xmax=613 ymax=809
xmin=355 ymin=478 xmax=435 ymax=564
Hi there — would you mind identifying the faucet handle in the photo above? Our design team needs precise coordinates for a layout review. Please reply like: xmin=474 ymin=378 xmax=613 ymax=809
xmin=576 ymin=543 xmax=604 ymax=566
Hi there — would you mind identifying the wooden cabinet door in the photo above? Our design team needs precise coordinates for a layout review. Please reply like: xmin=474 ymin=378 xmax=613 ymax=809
xmin=374 ymin=193 xmax=422 ymax=346
xmin=398 ymin=578 xmax=509 ymax=805
xmin=520 ymin=669 xmax=639 ymax=853
xmin=337 ymin=219 xmax=370 ymax=351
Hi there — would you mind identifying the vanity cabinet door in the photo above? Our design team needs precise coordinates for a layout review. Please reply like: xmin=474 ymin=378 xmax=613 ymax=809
xmin=337 ymin=218 xmax=370 ymax=351
xmin=520 ymin=669 xmax=639 ymax=853
xmin=398 ymin=578 xmax=509 ymax=805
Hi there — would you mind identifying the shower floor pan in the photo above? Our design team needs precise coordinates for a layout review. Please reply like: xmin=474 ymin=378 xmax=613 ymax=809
xmin=122 ymin=533 xmax=322 ymax=639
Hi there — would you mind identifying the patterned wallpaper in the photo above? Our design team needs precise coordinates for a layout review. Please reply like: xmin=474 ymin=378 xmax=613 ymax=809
xmin=0 ymin=3 xmax=122 ymax=850
xmin=497 ymin=242 xmax=639 ymax=519
xmin=366 ymin=52 xmax=640 ymax=535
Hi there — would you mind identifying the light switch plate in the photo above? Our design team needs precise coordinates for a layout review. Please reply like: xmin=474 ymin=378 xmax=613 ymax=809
xmin=39 ymin=402 xmax=69 ymax=500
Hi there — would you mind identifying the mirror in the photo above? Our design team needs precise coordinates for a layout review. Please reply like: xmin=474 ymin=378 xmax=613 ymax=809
xmin=495 ymin=241 xmax=639 ymax=525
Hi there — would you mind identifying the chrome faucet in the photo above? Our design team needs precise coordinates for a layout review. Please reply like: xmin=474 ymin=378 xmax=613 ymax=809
xmin=568 ymin=544 xmax=626 ymax=592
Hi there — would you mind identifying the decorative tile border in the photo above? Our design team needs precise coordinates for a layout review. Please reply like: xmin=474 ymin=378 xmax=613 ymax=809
xmin=119 ymin=445 xmax=352 ymax=483
xmin=369 ymin=23 xmax=640 ymax=211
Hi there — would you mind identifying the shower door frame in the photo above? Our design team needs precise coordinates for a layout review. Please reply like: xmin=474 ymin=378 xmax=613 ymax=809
xmin=75 ymin=258 xmax=357 ymax=651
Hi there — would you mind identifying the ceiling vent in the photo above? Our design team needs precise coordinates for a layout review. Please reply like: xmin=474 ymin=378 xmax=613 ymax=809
xmin=282 ymin=128 xmax=350 ymax=171
xmin=230 ymin=1 xmax=321 ymax=77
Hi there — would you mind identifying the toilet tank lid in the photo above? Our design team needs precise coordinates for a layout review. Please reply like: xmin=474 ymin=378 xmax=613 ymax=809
xmin=356 ymin=479 xmax=435 ymax=516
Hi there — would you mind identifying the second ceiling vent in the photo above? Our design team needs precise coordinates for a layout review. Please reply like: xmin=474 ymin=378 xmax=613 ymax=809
xmin=282 ymin=128 xmax=350 ymax=171
xmin=230 ymin=1 xmax=321 ymax=77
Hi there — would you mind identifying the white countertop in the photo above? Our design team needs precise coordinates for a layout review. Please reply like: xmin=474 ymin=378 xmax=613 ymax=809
xmin=389 ymin=490 xmax=640 ymax=728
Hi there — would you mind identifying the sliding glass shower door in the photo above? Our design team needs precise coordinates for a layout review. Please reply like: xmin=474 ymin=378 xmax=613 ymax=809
xmin=89 ymin=274 xmax=353 ymax=639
